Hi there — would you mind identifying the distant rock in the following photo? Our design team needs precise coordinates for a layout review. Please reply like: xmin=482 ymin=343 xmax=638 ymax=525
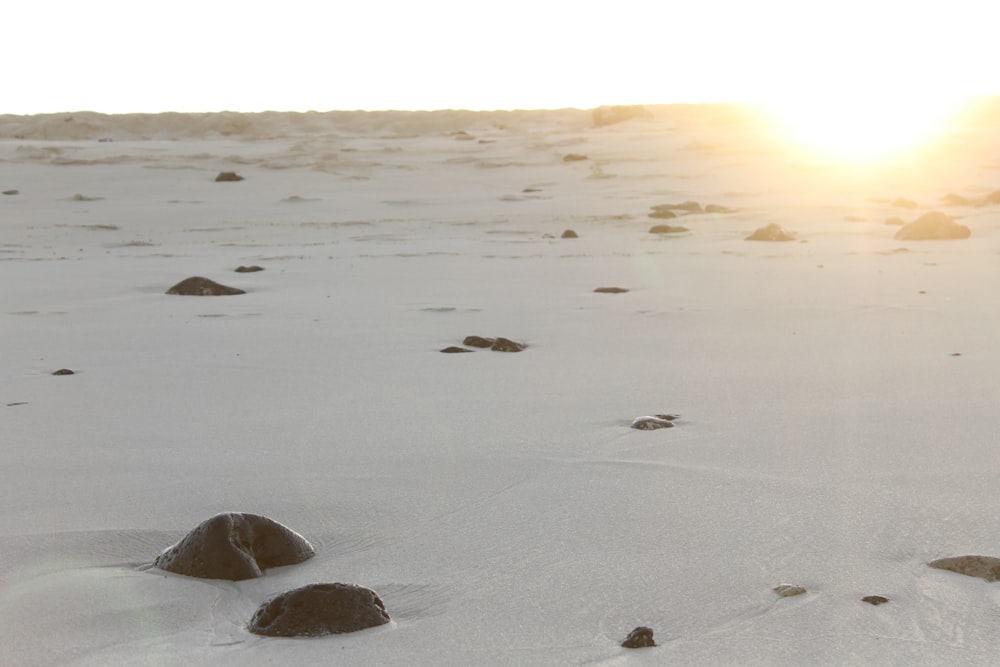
xmin=630 ymin=414 xmax=678 ymax=430
xmin=440 ymin=346 xmax=473 ymax=353
xmin=463 ymin=335 xmax=495 ymax=348
xmin=891 ymin=197 xmax=918 ymax=209
xmin=561 ymin=229 xmax=578 ymax=238
xmin=166 ymin=276 xmax=246 ymax=296
xmin=451 ymin=131 xmax=475 ymax=141
xmin=929 ymin=555 xmax=1000 ymax=581
xmin=773 ymin=585 xmax=807 ymax=598
xmin=249 ymin=583 xmax=390 ymax=637
xmin=592 ymin=105 xmax=652 ymax=128
xmin=941 ymin=193 xmax=975 ymax=206
xmin=51 ymin=368 xmax=75 ymax=376
xmin=862 ymin=595 xmax=889 ymax=606
xmin=648 ymin=209 xmax=678 ymax=220
xmin=654 ymin=201 xmax=702 ymax=213
xmin=491 ymin=337 xmax=526 ymax=352
xmin=705 ymin=204 xmax=733 ymax=214
xmin=621 ymin=626 xmax=656 ymax=648
xmin=71 ymin=193 xmax=103 ymax=201
xmin=594 ymin=287 xmax=629 ymax=294
xmin=563 ymin=153 xmax=588 ymax=162
xmin=979 ymin=190 xmax=1000 ymax=206
xmin=885 ymin=216 xmax=906 ymax=226
xmin=234 ymin=265 xmax=265 ymax=273
xmin=649 ymin=224 xmax=689 ymax=234
xmin=2 ymin=189 xmax=18 ymax=195
xmin=894 ymin=212 xmax=970 ymax=240
xmin=154 ymin=512 xmax=315 ymax=581
xmin=215 ymin=171 xmax=244 ymax=182
xmin=746 ymin=223 xmax=796 ymax=241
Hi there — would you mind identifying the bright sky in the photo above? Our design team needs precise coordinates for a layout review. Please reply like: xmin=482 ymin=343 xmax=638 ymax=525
xmin=4 ymin=0 xmax=994 ymax=115
xmin=4 ymin=1 xmax=996 ymax=160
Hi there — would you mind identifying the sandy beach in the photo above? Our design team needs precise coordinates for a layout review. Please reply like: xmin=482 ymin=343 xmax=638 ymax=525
xmin=3 ymin=103 xmax=1000 ymax=665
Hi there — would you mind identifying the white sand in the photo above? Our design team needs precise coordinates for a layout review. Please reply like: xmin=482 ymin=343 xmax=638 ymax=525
xmin=3 ymin=103 xmax=1000 ymax=666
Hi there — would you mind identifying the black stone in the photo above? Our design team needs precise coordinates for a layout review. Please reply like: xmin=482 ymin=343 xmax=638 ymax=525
xmin=51 ymin=368 xmax=75 ymax=376
xmin=249 ymin=583 xmax=390 ymax=637
xmin=235 ymin=265 xmax=265 ymax=273
xmin=491 ymin=337 xmax=526 ymax=352
xmin=594 ymin=287 xmax=629 ymax=293
xmin=154 ymin=512 xmax=315 ymax=581
xmin=862 ymin=595 xmax=889 ymax=606
xmin=440 ymin=346 xmax=473 ymax=353
xmin=166 ymin=276 xmax=245 ymax=296
xmin=621 ymin=626 xmax=656 ymax=648
xmin=2 ymin=189 xmax=19 ymax=195
xmin=463 ymin=335 xmax=495 ymax=348
xmin=215 ymin=171 xmax=244 ymax=182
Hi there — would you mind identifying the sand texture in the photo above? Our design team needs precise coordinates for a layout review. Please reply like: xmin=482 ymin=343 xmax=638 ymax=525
xmin=3 ymin=104 xmax=1000 ymax=666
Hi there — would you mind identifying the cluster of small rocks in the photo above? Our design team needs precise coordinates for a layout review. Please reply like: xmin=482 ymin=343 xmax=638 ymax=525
xmin=441 ymin=335 xmax=527 ymax=354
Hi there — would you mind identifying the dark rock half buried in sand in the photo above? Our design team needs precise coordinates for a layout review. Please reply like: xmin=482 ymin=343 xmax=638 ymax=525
xmin=234 ymin=265 xmax=264 ymax=273
xmin=929 ymin=555 xmax=1000 ymax=581
xmin=440 ymin=346 xmax=473 ymax=353
xmin=621 ymin=626 xmax=656 ymax=648
xmin=594 ymin=287 xmax=629 ymax=293
xmin=154 ymin=512 xmax=315 ymax=581
xmin=463 ymin=335 xmax=495 ymax=348
xmin=894 ymin=211 xmax=970 ymax=240
xmin=746 ymin=223 xmax=796 ymax=241
xmin=166 ymin=277 xmax=245 ymax=296
xmin=215 ymin=171 xmax=244 ymax=182
xmin=561 ymin=229 xmax=578 ymax=238
xmin=491 ymin=337 xmax=526 ymax=352
xmin=630 ymin=414 xmax=678 ymax=430
xmin=249 ymin=583 xmax=390 ymax=637
xmin=649 ymin=224 xmax=689 ymax=234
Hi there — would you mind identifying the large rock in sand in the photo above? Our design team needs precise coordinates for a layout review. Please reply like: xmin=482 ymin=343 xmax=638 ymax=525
xmin=894 ymin=212 xmax=970 ymax=240
xmin=249 ymin=583 xmax=390 ymax=637
xmin=154 ymin=512 xmax=315 ymax=580
xmin=166 ymin=276 xmax=245 ymax=296
xmin=621 ymin=626 xmax=656 ymax=648
xmin=745 ymin=223 xmax=796 ymax=241
xmin=929 ymin=555 xmax=1000 ymax=582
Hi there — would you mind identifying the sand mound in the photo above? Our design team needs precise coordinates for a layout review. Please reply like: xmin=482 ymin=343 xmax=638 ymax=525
xmin=248 ymin=583 xmax=390 ymax=637
xmin=154 ymin=512 xmax=315 ymax=580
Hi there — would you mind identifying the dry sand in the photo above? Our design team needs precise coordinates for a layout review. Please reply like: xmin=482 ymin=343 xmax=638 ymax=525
xmin=3 ymin=103 xmax=1000 ymax=665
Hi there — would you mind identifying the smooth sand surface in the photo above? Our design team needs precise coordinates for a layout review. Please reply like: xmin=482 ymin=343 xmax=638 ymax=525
xmin=3 ymin=104 xmax=1000 ymax=665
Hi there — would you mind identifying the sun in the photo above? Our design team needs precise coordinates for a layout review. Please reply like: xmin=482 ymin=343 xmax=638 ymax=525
xmin=759 ymin=91 xmax=964 ymax=162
